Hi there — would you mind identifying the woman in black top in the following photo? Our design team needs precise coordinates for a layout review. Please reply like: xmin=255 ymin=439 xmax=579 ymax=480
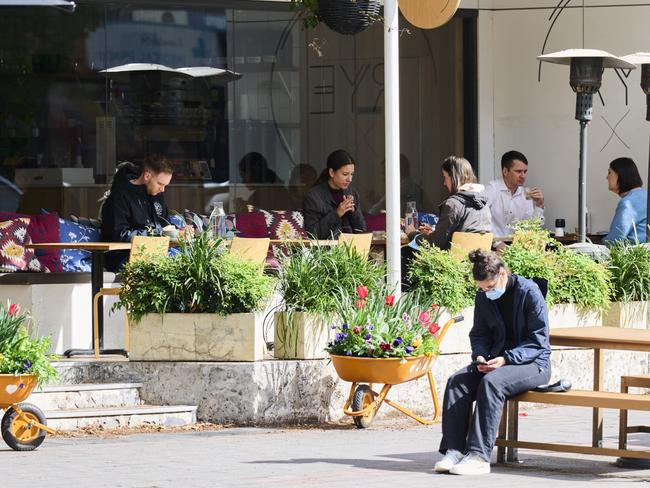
xmin=302 ymin=150 xmax=366 ymax=239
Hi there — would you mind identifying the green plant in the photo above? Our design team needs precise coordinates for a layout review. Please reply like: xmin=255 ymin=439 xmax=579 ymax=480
xmin=277 ymin=243 xmax=385 ymax=315
xmin=608 ymin=242 xmax=650 ymax=302
xmin=0 ymin=303 xmax=58 ymax=385
xmin=407 ymin=244 xmax=475 ymax=314
xmin=116 ymin=231 xmax=273 ymax=322
xmin=290 ymin=0 xmax=321 ymax=29
xmin=326 ymin=286 xmax=443 ymax=358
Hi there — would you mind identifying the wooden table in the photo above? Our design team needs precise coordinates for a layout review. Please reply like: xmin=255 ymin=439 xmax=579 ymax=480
xmin=550 ymin=327 xmax=650 ymax=447
xmin=27 ymin=242 xmax=132 ymax=357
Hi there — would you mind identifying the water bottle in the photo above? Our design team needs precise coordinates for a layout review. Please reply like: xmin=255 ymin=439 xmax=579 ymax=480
xmin=209 ymin=201 xmax=226 ymax=238
xmin=405 ymin=201 xmax=418 ymax=229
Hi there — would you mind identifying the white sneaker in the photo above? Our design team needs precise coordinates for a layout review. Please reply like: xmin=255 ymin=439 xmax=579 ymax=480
xmin=449 ymin=452 xmax=491 ymax=475
xmin=433 ymin=449 xmax=464 ymax=473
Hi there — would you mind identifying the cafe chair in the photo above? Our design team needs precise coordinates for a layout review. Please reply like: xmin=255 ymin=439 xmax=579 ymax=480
xmin=449 ymin=232 xmax=493 ymax=261
xmin=229 ymin=236 xmax=270 ymax=266
xmin=93 ymin=236 xmax=170 ymax=359
xmin=338 ymin=233 xmax=373 ymax=258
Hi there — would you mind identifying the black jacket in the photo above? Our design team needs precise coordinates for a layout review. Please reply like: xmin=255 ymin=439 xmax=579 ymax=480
xmin=101 ymin=163 xmax=169 ymax=270
xmin=411 ymin=190 xmax=492 ymax=250
xmin=303 ymin=181 xmax=366 ymax=239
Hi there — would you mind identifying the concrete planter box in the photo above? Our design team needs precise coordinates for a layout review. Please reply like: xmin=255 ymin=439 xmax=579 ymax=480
xmin=274 ymin=312 xmax=331 ymax=359
xmin=437 ymin=307 xmax=474 ymax=354
xmin=603 ymin=302 xmax=649 ymax=329
xmin=130 ymin=313 xmax=265 ymax=361
xmin=548 ymin=303 xmax=602 ymax=329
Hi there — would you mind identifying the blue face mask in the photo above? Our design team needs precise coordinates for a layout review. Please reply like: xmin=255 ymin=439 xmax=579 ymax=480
xmin=486 ymin=287 xmax=506 ymax=301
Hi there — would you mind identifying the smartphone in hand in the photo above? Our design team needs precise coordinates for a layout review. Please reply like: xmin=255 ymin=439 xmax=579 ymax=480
xmin=471 ymin=358 xmax=488 ymax=366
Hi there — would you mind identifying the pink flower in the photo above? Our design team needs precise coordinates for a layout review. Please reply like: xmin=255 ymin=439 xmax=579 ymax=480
xmin=384 ymin=295 xmax=395 ymax=306
xmin=8 ymin=303 xmax=20 ymax=317
xmin=352 ymin=326 xmax=361 ymax=335
xmin=356 ymin=299 xmax=366 ymax=310
xmin=356 ymin=285 xmax=368 ymax=299
xmin=428 ymin=322 xmax=440 ymax=335
xmin=419 ymin=311 xmax=431 ymax=326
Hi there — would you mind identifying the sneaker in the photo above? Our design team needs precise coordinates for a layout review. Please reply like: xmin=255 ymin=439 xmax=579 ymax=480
xmin=433 ymin=449 xmax=464 ymax=473
xmin=449 ymin=452 xmax=491 ymax=475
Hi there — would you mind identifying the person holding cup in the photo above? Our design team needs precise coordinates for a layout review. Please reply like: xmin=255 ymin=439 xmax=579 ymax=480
xmin=483 ymin=150 xmax=545 ymax=238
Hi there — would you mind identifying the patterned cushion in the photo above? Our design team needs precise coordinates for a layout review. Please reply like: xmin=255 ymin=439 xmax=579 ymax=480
xmin=0 ymin=218 xmax=47 ymax=272
xmin=259 ymin=210 xmax=307 ymax=240
xmin=234 ymin=211 xmax=267 ymax=238
xmin=58 ymin=218 xmax=101 ymax=272
xmin=0 ymin=211 xmax=61 ymax=271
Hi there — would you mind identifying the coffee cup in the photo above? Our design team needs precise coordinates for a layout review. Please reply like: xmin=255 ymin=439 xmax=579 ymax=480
xmin=162 ymin=228 xmax=179 ymax=239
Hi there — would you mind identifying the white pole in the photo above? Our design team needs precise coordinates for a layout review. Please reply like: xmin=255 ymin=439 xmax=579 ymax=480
xmin=384 ymin=0 xmax=401 ymax=294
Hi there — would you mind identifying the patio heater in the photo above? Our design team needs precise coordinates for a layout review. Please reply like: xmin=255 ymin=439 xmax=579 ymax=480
xmin=538 ymin=50 xmax=635 ymax=242
xmin=621 ymin=53 xmax=650 ymax=241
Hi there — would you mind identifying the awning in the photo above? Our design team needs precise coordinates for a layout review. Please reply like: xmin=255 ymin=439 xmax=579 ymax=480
xmin=100 ymin=63 xmax=242 ymax=84
xmin=1 ymin=0 xmax=76 ymax=12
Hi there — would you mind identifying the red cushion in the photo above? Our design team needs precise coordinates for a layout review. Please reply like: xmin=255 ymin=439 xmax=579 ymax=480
xmin=363 ymin=212 xmax=386 ymax=232
xmin=259 ymin=210 xmax=307 ymax=240
xmin=0 ymin=212 xmax=61 ymax=271
xmin=234 ymin=211 xmax=268 ymax=238
xmin=0 ymin=218 xmax=47 ymax=272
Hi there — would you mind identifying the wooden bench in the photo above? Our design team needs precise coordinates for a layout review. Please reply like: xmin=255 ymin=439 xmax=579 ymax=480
xmin=620 ymin=374 xmax=650 ymax=449
xmin=496 ymin=389 xmax=650 ymax=462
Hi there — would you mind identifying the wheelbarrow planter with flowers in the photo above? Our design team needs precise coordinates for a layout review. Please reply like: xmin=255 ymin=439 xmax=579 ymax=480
xmin=0 ymin=302 xmax=58 ymax=451
xmin=327 ymin=286 xmax=463 ymax=428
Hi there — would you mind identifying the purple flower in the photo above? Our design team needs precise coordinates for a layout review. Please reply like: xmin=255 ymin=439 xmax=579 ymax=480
xmin=346 ymin=350 xmax=353 ymax=356
xmin=331 ymin=324 xmax=336 ymax=330
xmin=393 ymin=337 xmax=403 ymax=347
xmin=335 ymin=332 xmax=348 ymax=342
xmin=364 ymin=333 xmax=372 ymax=341
xmin=402 ymin=313 xmax=410 ymax=323
xmin=342 ymin=323 xmax=349 ymax=330
xmin=405 ymin=345 xmax=414 ymax=354
xmin=367 ymin=324 xmax=374 ymax=330
xmin=22 ymin=359 xmax=32 ymax=370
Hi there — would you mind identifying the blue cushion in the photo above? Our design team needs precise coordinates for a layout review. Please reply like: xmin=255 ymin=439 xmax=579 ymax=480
xmin=418 ymin=212 xmax=439 ymax=226
xmin=168 ymin=213 xmax=186 ymax=229
xmin=58 ymin=218 xmax=101 ymax=272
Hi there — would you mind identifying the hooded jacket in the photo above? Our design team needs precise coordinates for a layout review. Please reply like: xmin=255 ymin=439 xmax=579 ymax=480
xmin=411 ymin=185 xmax=492 ymax=250
xmin=469 ymin=274 xmax=551 ymax=370
xmin=101 ymin=162 xmax=169 ymax=271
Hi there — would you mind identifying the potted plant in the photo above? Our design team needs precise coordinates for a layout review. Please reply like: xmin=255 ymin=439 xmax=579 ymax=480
xmin=116 ymin=232 xmax=274 ymax=361
xmin=274 ymin=243 xmax=385 ymax=359
xmin=604 ymin=242 xmax=650 ymax=328
xmin=290 ymin=0 xmax=381 ymax=35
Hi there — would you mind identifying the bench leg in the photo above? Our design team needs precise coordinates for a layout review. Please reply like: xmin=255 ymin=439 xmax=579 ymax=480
xmin=506 ymin=400 xmax=519 ymax=462
xmin=619 ymin=379 xmax=629 ymax=450
xmin=497 ymin=401 xmax=508 ymax=463
xmin=593 ymin=348 xmax=604 ymax=448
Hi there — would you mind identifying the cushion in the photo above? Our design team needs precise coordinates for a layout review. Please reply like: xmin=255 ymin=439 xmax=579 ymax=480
xmin=363 ymin=212 xmax=386 ymax=232
xmin=168 ymin=213 xmax=186 ymax=229
xmin=259 ymin=210 xmax=307 ymax=240
xmin=0 ymin=211 xmax=61 ymax=272
xmin=234 ymin=211 xmax=267 ymax=238
xmin=58 ymin=218 xmax=101 ymax=272
xmin=0 ymin=218 xmax=47 ymax=272
xmin=418 ymin=212 xmax=439 ymax=226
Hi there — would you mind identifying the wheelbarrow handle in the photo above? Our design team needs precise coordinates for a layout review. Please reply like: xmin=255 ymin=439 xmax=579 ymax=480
xmin=437 ymin=315 xmax=464 ymax=344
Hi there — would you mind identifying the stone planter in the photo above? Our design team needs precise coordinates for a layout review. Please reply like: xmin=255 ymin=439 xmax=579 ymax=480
xmin=548 ymin=303 xmax=602 ymax=329
xmin=130 ymin=313 xmax=266 ymax=361
xmin=274 ymin=312 xmax=331 ymax=359
xmin=603 ymin=302 xmax=649 ymax=329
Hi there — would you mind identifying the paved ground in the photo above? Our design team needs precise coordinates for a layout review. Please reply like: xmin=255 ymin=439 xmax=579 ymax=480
xmin=3 ymin=406 xmax=650 ymax=487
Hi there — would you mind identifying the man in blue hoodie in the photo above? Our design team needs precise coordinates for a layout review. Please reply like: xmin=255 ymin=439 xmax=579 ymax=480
xmin=101 ymin=155 xmax=174 ymax=271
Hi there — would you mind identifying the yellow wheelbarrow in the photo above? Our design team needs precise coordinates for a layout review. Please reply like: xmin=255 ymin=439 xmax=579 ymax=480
xmin=0 ymin=374 xmax=55 ymax=451
xmin=331 ymin=315 xmax=463 ymax=428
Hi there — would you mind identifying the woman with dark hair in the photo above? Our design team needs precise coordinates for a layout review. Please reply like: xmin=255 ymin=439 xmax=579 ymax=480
xmin=405 ymin=156 xmax=491 ymax=249
xmin=602 ymin=157 xmax=648 ymax=244
xmin=434 ymin=250 xmax=551 ymax=476
xmin=302 ymin=149 xmax=366 ymax=239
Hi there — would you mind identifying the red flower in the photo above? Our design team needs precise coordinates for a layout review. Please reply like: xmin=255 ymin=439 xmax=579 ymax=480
xmin=356 ymin=285 xmax=368 ymax=299
xmin=431 ymin=303 xmax=439 ymax=311
xmin=428 ymin=322 xmax=440 ymax=335
xmin=352 ymin=326 xmax=361 ymax=335
xmin=356 ymin=299 xmax=366 ymax=310
xmin=379 ymin=341 xmax=392 ymax=352
xmin=8 ymin=303 xmax=20 ymax=317
xmin=384 ymin=295 xmax=395 ymax=306
xmin=419 ymin=311 xmax=431 ymax=326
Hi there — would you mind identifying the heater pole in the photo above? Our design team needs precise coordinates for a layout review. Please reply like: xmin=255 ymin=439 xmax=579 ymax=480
xmin=578 ymin=120 xmax=588 ymax=243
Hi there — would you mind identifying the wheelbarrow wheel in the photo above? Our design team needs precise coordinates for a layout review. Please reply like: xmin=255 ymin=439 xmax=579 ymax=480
xmin=351 ymin=384 xmax=376 ymax=429
xmin=1 ymin=403 xmax=47 ymax=451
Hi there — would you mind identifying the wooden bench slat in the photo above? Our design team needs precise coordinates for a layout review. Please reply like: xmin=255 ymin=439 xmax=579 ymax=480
xmin=513 ymin=390 xmax=650 ymax=411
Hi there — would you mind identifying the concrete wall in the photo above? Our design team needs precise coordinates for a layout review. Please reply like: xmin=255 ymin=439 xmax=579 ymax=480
xmin=468 ymin=0 xmax=650 ymax=233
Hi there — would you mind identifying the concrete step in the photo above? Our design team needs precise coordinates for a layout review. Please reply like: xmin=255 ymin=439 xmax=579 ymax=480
xmin=44 ymin=404 xmax=198 ymax=431
xmin=30 ymin=383 xmax=144 ymax=410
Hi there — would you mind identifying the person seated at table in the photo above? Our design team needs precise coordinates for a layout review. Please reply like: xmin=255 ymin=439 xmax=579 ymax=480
xmin=101 ymin=155 xmax=177 ymax=271
xmin=434 ymin=250 xmax=551 ymax=476
xmin=303 ymin=149 xmax=366 ymax=239
xmin=602 ymin=157 xmax=648 ymax=244
xmin=404 ymin=155 xmax=491 ymax=249
xmin=483 ymin=150 xmax=545 ymax=238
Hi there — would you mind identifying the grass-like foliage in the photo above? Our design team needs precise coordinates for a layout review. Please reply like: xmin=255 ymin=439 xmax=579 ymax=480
xmin=608 ymin=241 xmax=650 ymax=302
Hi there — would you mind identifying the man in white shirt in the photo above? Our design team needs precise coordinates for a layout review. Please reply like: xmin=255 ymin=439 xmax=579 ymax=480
xmin=483 ymin=150 xmax=545 ymax=237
